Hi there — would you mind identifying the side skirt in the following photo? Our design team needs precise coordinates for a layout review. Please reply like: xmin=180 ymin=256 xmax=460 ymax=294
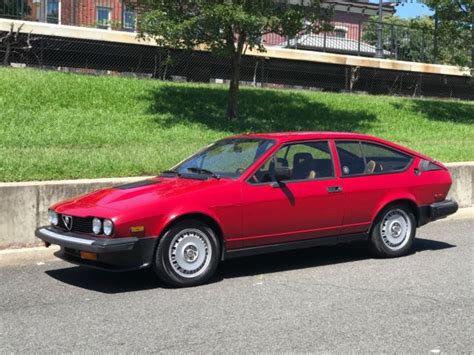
xmin=224 ymin=233 xmax=369 ymax=260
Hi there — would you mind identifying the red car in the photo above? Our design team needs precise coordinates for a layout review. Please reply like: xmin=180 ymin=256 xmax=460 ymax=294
xmin=36 ymin=132 xmax=458 ymax=287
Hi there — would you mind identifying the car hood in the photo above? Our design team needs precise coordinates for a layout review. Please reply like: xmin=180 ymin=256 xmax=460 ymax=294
xmin=53 ymin=177 xmax=229 ymax=216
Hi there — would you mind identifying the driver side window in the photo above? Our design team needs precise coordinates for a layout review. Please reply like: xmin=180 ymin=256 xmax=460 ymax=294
xmin=249 ymin=141 xmax=334 ymax=184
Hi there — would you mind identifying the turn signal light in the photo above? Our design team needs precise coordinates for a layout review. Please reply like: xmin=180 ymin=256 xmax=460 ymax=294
xmin=80 ymin=252 xmax=97 ymax=261
xmin=130 ymin=226 xmax=145 ymax=237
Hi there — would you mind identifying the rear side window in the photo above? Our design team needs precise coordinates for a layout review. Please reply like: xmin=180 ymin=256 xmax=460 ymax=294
xmin=336 ymin=142 xmax=365 ymax=176
xmin=360 ymin=142 xmax=412 ymax=174
xmin=336 ymin=141 xmax=412 ymax=176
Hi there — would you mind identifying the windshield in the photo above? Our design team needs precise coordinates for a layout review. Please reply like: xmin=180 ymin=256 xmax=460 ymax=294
xmin=172 ymin=138 xmax=275 ymax=179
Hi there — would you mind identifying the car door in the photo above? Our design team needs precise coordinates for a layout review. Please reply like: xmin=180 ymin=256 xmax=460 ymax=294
xmin=236 ymin=140 xmax=345 ymax=249
xmin=335 ymin=140 xmax=414 ymax=235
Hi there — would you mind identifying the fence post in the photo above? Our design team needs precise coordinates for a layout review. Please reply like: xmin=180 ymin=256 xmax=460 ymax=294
xmin=393 ymin=24 xmax=398 ymax=60
xmin=323 ymin=32 xmax=326 ymax=52
xmin=421 ymin=32 xmax=426 ymax=63
xmin=390 ymin=24 xmax=395 ymax=60
xmin=433 ymin=9 xmax=439 ymax=64
xmin=357 ymin=21 xmax=361 ymax=56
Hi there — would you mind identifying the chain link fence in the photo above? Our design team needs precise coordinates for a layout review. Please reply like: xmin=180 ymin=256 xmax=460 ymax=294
xmin=1 ymin=19 xmax=473 ymax=100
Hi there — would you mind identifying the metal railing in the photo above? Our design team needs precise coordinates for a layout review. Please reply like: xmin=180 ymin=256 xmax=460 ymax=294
xmin=0 ymin=0 xmax=136 ymax=31
xmin=263 ymin=20 xmax=464 ymax=65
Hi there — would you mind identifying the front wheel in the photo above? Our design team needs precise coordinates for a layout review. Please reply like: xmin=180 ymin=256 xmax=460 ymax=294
xmin=370 ymin=205 xmax=416 ymax=258
xmin=153 ymin=220 xmax=220 ymax=287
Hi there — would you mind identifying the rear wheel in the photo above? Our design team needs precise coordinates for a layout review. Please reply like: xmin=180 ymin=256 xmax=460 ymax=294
xmin=370 ymin=204 xmax=416 ymax=257
xmin=153 ymin=219 xmax=220 ymax=287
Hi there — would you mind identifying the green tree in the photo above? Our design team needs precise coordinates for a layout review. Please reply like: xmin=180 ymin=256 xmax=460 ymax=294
xmin=137 ymin=0 xmax=333 ymax=120
xmin=424 ymin=0 xmax=473 ymax=69
xmin=363 ymin=16 xmax=436 ymax=63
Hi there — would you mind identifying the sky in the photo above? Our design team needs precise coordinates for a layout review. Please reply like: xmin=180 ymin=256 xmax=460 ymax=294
xmin=395 ymin=2 xmax=434 ymax=18
xmin=369 ymin=1 xmax=434 ymax=19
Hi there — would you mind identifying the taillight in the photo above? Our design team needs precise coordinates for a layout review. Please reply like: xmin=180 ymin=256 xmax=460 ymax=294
xmin=419 ymin=159 xmax=445 ymax=172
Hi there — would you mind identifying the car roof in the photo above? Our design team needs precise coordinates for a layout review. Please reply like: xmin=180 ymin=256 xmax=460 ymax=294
xmin=229 ymin=132 xmax=429 ymax=159
xmin=232 ymin=131 xmax=373 ymax=142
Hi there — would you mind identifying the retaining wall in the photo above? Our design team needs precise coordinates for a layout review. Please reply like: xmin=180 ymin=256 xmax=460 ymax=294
xmin=0 ymin=163 xmax=472 ymax=249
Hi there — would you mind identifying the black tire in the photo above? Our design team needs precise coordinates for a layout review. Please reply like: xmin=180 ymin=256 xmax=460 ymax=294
xmin=153 ymin=219 xmax=220 ymax=287
xmin=370 ymin=204 xmax=416 ymax=258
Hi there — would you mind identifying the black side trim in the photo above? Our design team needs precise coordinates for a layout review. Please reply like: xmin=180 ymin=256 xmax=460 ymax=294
xmin=114 ymin=179 xmax=160 ymax=190
xmin=224 ymin=233 xmax=368 ymax=260
xmin=418 ymin=200 xmax=458 ymax=226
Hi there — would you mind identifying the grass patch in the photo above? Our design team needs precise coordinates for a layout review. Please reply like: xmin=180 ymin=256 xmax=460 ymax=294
xmin=0 ymin=67 xmax=473 ymax=182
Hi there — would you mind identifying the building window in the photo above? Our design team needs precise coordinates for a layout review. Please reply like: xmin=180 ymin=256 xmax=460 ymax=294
xmin=334 ymin=28 xmax=346 ymax=39
xmin=47 ymin=0 xmax=59 ymax=24
xmin=97 ymin=6 xmax=111 ymax=29
xmin=122 ymin=6 xmax=136 ymax=31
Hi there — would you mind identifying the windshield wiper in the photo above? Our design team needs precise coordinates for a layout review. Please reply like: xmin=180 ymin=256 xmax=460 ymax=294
xmin=187 ymin=167 xmax=220 ymax=179
xmin=160 ymin=169 xmax=181 ymax=177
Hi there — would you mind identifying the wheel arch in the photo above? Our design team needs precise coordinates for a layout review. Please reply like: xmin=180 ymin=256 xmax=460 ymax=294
xmin=370 ymin=198 xmax=420 ymax=233
xmin=158 ymin=212 xmax=225 ymax=245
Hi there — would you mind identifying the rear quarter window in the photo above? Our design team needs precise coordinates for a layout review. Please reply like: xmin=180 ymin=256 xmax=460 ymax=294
xmin=336 ymin=140 xmax=413 ymax=176
xmin=360 ymin=142 xmax=412 ymax=174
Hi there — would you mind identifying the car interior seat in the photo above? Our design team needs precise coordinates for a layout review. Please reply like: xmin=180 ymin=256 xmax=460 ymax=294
xmin=293 ymin=153 xmax=316 ymax=180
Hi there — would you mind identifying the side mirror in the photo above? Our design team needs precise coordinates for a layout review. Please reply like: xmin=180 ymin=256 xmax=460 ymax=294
xmin=274 ymin=165 xmax=291 ymax=182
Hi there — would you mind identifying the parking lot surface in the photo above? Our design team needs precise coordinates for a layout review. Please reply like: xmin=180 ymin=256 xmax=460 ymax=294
xmin=0 ymin=218 xmax=473 ymax=353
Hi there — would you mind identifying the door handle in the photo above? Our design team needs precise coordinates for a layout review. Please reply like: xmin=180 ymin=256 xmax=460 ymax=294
xmin=327 ymin=186 xmax=343 ymax=193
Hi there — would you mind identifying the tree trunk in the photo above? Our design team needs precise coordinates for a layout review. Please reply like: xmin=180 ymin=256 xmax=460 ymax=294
xmin=227 ymin=33 xmax=246 ymax=121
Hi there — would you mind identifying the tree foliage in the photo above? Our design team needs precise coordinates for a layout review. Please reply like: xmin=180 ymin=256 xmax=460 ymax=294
xmin=424 ymin=0 xmax=473 ymax=69
xmin=364 ymin=8 xmax=472 ymax=69
xmin=388 ymin=1 xmax=472 ymax=68
xmin=137 ymin=0 xmax=333 ymax=120
xmin=363 ymin=16 xmax=437 ymax=64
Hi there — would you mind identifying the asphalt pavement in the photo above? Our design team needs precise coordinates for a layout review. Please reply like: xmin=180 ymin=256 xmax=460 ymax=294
xmin=0 ymin=218 xmax=473 ymax=353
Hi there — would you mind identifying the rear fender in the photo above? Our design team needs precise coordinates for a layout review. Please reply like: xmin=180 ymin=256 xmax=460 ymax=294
xmin=370 ymin=192 xmax=419 ymax=230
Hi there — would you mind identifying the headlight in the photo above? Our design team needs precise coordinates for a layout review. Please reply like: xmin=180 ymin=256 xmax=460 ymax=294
xmin=92 ymin=218 xmax=102 ymax=235
xmin=103 ymin=219 xmax=114 ymax=236
xmin=48 ymin=210 xmax=58 ymax=225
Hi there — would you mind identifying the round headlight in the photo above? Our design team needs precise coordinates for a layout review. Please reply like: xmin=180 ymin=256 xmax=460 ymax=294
xmin=92 ymin=218 xmax=102 ymax=235
xmin=48 ymin=210 xmax=58 ymax=226
xmin=48 ymin=210 xmax=59 ymax=226
xmin=103 ymin=219 xmax=114 ymax=236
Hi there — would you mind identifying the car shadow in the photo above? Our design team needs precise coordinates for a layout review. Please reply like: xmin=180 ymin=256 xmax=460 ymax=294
xmin=45 ymin=238 xmax=455 ymax=294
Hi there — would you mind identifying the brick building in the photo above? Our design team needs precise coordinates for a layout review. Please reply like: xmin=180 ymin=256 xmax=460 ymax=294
xmin=2 ymin=0 xmax=394 ymax=34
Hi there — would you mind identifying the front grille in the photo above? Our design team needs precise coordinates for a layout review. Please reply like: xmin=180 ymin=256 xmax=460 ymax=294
xmin=58 ymin=214 xmax=93 ymax=234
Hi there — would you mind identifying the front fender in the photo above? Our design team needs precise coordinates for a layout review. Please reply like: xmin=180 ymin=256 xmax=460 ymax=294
xmin=152 ymin=204 xmax=225 ymax=238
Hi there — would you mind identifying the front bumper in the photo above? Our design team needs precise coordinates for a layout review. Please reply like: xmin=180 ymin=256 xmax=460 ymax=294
xmin=35 ymin=226 xmax=157 ymax=271
xmin=418 ymin=200 xmax=459 ymax=226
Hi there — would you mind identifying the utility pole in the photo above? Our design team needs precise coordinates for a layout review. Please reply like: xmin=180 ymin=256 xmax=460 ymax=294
xmin=375 ymin=0 xmax=384 ymax=58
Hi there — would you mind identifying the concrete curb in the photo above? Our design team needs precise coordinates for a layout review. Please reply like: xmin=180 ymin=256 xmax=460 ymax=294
xmin=0 ymin=208 xmax=471 ymax=268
